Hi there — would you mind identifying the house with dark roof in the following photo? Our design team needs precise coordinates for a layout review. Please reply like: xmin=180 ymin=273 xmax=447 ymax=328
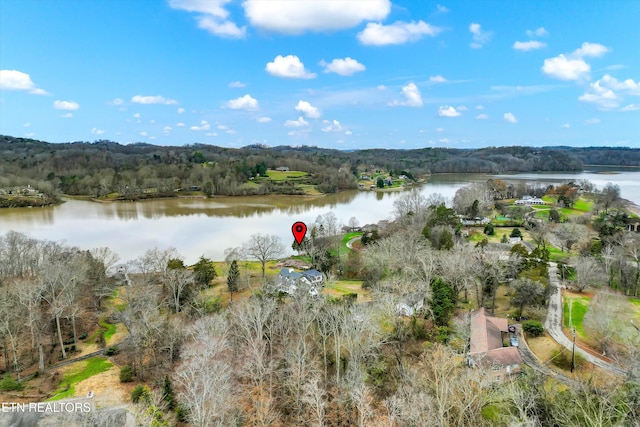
xmin=468 ymin=308 xmax=522 ymax=379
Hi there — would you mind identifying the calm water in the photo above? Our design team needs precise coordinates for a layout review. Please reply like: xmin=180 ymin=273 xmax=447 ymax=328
xmin=1 ymin=170 xmax=638 ymax=263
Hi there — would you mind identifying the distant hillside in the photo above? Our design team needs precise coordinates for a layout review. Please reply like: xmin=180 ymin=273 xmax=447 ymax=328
xmin=1 ymin=135 xmax=638 ymax=198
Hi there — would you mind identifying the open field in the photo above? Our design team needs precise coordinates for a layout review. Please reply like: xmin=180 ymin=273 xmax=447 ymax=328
xmin=47 ymin=357 xmax=113 ymax=401
xmin=265 ymin=170 xmax=308 ymax=181
xmin=563 ymin=293 xmax=590 ymax=340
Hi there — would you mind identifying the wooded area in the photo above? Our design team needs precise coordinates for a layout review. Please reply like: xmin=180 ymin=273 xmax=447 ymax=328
xmin=1 ymin=135 xmax=638 ymax=200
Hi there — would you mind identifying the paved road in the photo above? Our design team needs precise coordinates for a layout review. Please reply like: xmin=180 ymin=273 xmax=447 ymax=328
xmin=515 ymin=324 xmax=575 ymax=385
xmin=346 ymin=235 xmax=361 ymax=250
xmin=545 ymin=262 xmax=626 ymax=376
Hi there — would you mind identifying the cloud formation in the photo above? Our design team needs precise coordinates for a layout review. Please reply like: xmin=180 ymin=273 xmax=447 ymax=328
xmin=503 ymin=112 xmax=517 ymax=123
xmin=266 ymin=55 xmax=316 ymax=79
xmin=190 ymin=120 xmax=211 ymax=131
xmin=168 ymin=0 xmax=246 ymax=38
xmin=578 ymin=74 xmax=640 ymax=110
xmin=390 ymin=83 xmax=423 ymax=107
xmin=294 ymin=100 xmax=321 ymax=118
xmin=0 ymin=69 xmax=48 ymax=94
xmin=358 ymin=21 xmax=442 ymax=45
xmin=131 ymin=95 xmax=178 ymax=105
xmin=438 ymin=106 xmax=462 ymax=117
xmin=513 ymin=40 xmax=547 ymax=51
xmin=226 ymin=94 xmax=259 ymax=110
xmin=244 ymin=0 xmax=390 ymax=34
xmin=284 ymin=117 xmax=309 ymax=128
xmin=542 ymin=42 xmax=609 ymax=81
xmin=53 ymin=100 xmax=79 ymax=110
xmin=469 ymin=22 xmax=491 ymax=48
xmin=322 ymin=57 xmax=366 ymax=76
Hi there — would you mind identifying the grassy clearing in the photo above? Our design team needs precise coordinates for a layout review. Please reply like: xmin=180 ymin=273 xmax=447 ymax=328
xmin=323 ymin=280 xmax=370 ymax=302
xmin=563 ymin=295 xmax=590 ymax=339
xmin=340 ymin=232 xmax=363 ymax=256
xmin=48 ymin=357 xmax=113 ymax=401
xmin=573 ymin=198 xmax=593 ymax=212
xmin=265 ymin=170 xmax=308 ymax=181
xmin=99 ymin=319 xmax=117 ymax=342
xmin=547 ymin=246 xmax=569 ymax=262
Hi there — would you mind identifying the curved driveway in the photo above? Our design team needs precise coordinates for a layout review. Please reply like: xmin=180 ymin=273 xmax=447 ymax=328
xmin=545 ymin=262 xmax=626 ymax=376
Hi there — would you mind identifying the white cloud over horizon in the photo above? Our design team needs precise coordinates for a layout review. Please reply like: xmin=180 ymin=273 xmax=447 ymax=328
xmin=226 ymin=94 xmax=259 ymax=110
xmin=390 ymin=83 xmax=423 ymax=107
xmin=438 ymin=106 xmax=462 ymax=117
xmin=284 ymin=116 xmax=309 ymax=128
xmin=322 ymin=57 xmax=366 ymax=76
xmin=0 ymin=69 xmax=48 ymax=95
xmin=131 ymin=95 xmax=178 ymax=105
xmin=53 ymin=100 xmax=79 ymax=110
xmin=294 ymin=100 xmax=321 ymax=118
xmin=513 ymin=40 xmax=547 ymax=51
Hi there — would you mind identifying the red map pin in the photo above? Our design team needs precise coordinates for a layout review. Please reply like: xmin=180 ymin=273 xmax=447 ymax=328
xmin=292 ymin=221 xmax=307 ymax=245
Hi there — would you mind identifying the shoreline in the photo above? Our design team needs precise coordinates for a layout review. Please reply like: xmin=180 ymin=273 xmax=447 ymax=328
xmin=622 ymin=198 xmax=640 ymax=217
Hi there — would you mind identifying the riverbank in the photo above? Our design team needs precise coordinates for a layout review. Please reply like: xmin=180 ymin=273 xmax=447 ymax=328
xmin=622 ymin=198 xmax=640 ymax=217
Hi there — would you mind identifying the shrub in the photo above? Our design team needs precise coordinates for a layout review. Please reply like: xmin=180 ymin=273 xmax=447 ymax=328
xmin=105 ymin=346 xmax=119 ymax=356
xmin=523 ymin=320 xmax=544 ymax=337
xmin=131 ymin=384 xmax=149 ymax=403
xmin=1 ymin=373 xmax=23 ymax=391
xmin=176 ymin=402 xmax=189 ymax=422
xmin=510 ymin=228 xmax=522 ymax=238
xmin=79 ymin=332 xmax=88 ymax=340
xmin=119 ymin=365 xmax=133 ymax=383
xmin=483 ymin=223 xmax=495 ymax=235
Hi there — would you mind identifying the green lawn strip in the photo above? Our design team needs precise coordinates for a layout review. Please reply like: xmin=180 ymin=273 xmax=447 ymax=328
xmin=325 ymin=280 xmax=363 ymax=295
xmin=572 ymin=198 xmax=593 ymax=212
xmin=47 ymin=357 xmax=113 ymax=401
xmin=547 ymin=246 xmax=569 ymax=262
xmin=340 ymin=232 xmax=363 ymax=256
xmin=99 ymin=318 xmax=117 ymax=342
xmin=265 ymin=170 xmax=308 ymax=181
xmin=563 ymin=296 xmax=590 ymax=339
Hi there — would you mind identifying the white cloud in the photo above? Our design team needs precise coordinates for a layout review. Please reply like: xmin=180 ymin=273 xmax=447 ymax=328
xmin=526 ymin=27 xmax=548 ymax=37
xmin=542 ymin=54 xmax=590 ymax=81
xmin=244 ymin=0 xmax=390 ymax=34
xmin=163 ymin=126 xmax=172 ymax=133
xmin=226 ymin=94 xmax=259 ymax=110
xmin=572 ymin=42 xmax=609 ymax=58
xmin=205 ymin=132 xmax=218 ymax=137
xmin=266 ymin=55 xmax=316 ymax=79
xmin=168 ymin=0 xmax=246 ymax=38
xmin=110 ymin=98 xmax=124 ymax=105
xmin=284 ymin=116 xmax=309 ymax=128
xmin=438 ymin=106 xmax=462 ymax=117
xmin=294 ymin=100 xmax=321 ymax=118
xmin=91 ymin=128 xmax=105 ymax=135
xmin=513 ymin=40 xmax=547 ymax=51
xmin=475 ymin=105 xmax=485 ymax=110
xmin=436 ymin=127 xmax=445 ymax=132
xmin=585 ymin=118 xmax=601 ymax=125
xmin=321 ymin=119 xmax=342 ymax=132
xmin=322 ymin=57 xmax=366 ymax=76
xmin=23 ymin=122 xmax=31 ymax=127
xmin=578 ymin=74 xmax=640 ymax=110
xmin=256 ymin=116 xmax=272 ymax=123
xmin=390 ymin=82 xmax=423 ymax=107
xmin=620 ymin=104 xmax=640 ymax=112
xmin=60 ymin=113 xmax=73 ymax=118
xmin=176 ymin=122 xmax=185 ymax=127
xmin=503 ymin=112 xmax=517 ymax=123
xmin=357 ymin=21 xmax=442 ymax=46
xmin=436 ymin=4 xmax=449 ymax=13
xmin=133 ymin=113 xmax=141 ymax=118
xmin=469 ymin=22 xmax=491 ymax=48
xmin=561 ymin=123 xmax=570 ymax=129
xmin=228 ymin=81 xmax=246 ymax=88
xmin=25 ymin=132 xmax=35 ymax=137
xmin=190 ymin=120 xmax=211 ymax=131
xmin=131 ymin=95 xmax=178 ymax=105
xmin=429 ymin=75 xmax=447 ymax=83
xmin=542 ymin=43 xmax=610 ymax=81
xmin=177 ymin=107 xmax=185 ymax=114
xmin=139 ymin=131 xmax=148 ymax=137
xmin=0 ymin=69 xmax=48 ymax=94
xmin=475 ymin=113 xmax=489 ymax=119
xmin=149 ymin=119 xmax=155 ymax=124
xmin=217 ymin=124 xmax=229 ymax=130
xmin=377 ymin=85 xmax=387 ymax=90
xmin=53 ymin=100 xmax=79 ymax=110
xmin=344 ymin=130 xmax=352 ymax=135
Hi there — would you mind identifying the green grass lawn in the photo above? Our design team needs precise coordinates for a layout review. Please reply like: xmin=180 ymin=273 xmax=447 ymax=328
xmin=99 ymin=318 xmax=117 ymax=341
xmin=47 ymin=357 xmax=113 ymax=401
xmin=572 ymin=198 xmax=593 ymax=212
xmin=340 ymin=232 xmax=363 ymax=256
xmin=265 ymin=170 xmax=308 ymax=181
xmin=563 ymin=296 xmax=590 ymax=339
xmin=547 ymin=246 xmax=569 ymax=262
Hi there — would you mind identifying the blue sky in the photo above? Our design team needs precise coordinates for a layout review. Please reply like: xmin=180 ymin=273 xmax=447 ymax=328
xmin=1 ymin=0 xmax=639 ymax=149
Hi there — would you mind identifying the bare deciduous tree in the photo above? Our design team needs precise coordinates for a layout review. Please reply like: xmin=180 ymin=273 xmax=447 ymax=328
xmin=243 ymin=234 xmax=285 ymax=279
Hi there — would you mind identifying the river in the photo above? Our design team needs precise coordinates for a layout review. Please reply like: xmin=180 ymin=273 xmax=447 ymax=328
xmin=1 ymin=169 xmax=638 ymax=263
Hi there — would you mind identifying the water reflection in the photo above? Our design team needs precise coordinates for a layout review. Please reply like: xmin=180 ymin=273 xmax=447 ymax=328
xmin=1 ymin=170 xmax=638 ymax=263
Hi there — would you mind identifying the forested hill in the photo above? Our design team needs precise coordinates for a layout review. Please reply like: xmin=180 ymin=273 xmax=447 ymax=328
xmin=1 ymin=135 xmax=638 ymax=197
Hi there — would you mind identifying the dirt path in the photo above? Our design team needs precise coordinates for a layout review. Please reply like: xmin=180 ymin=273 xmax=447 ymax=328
xmin=545 ymin=262 xmax=626 ymax=376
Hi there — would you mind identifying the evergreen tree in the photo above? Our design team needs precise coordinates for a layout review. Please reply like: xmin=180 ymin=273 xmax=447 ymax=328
xmin=430 ymin=278 xmax=456 ymax=326
xmin=227 ymin=260 xmax=240 ymax=302
xmin=193 ymin=255 xmax=217 ymax=288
